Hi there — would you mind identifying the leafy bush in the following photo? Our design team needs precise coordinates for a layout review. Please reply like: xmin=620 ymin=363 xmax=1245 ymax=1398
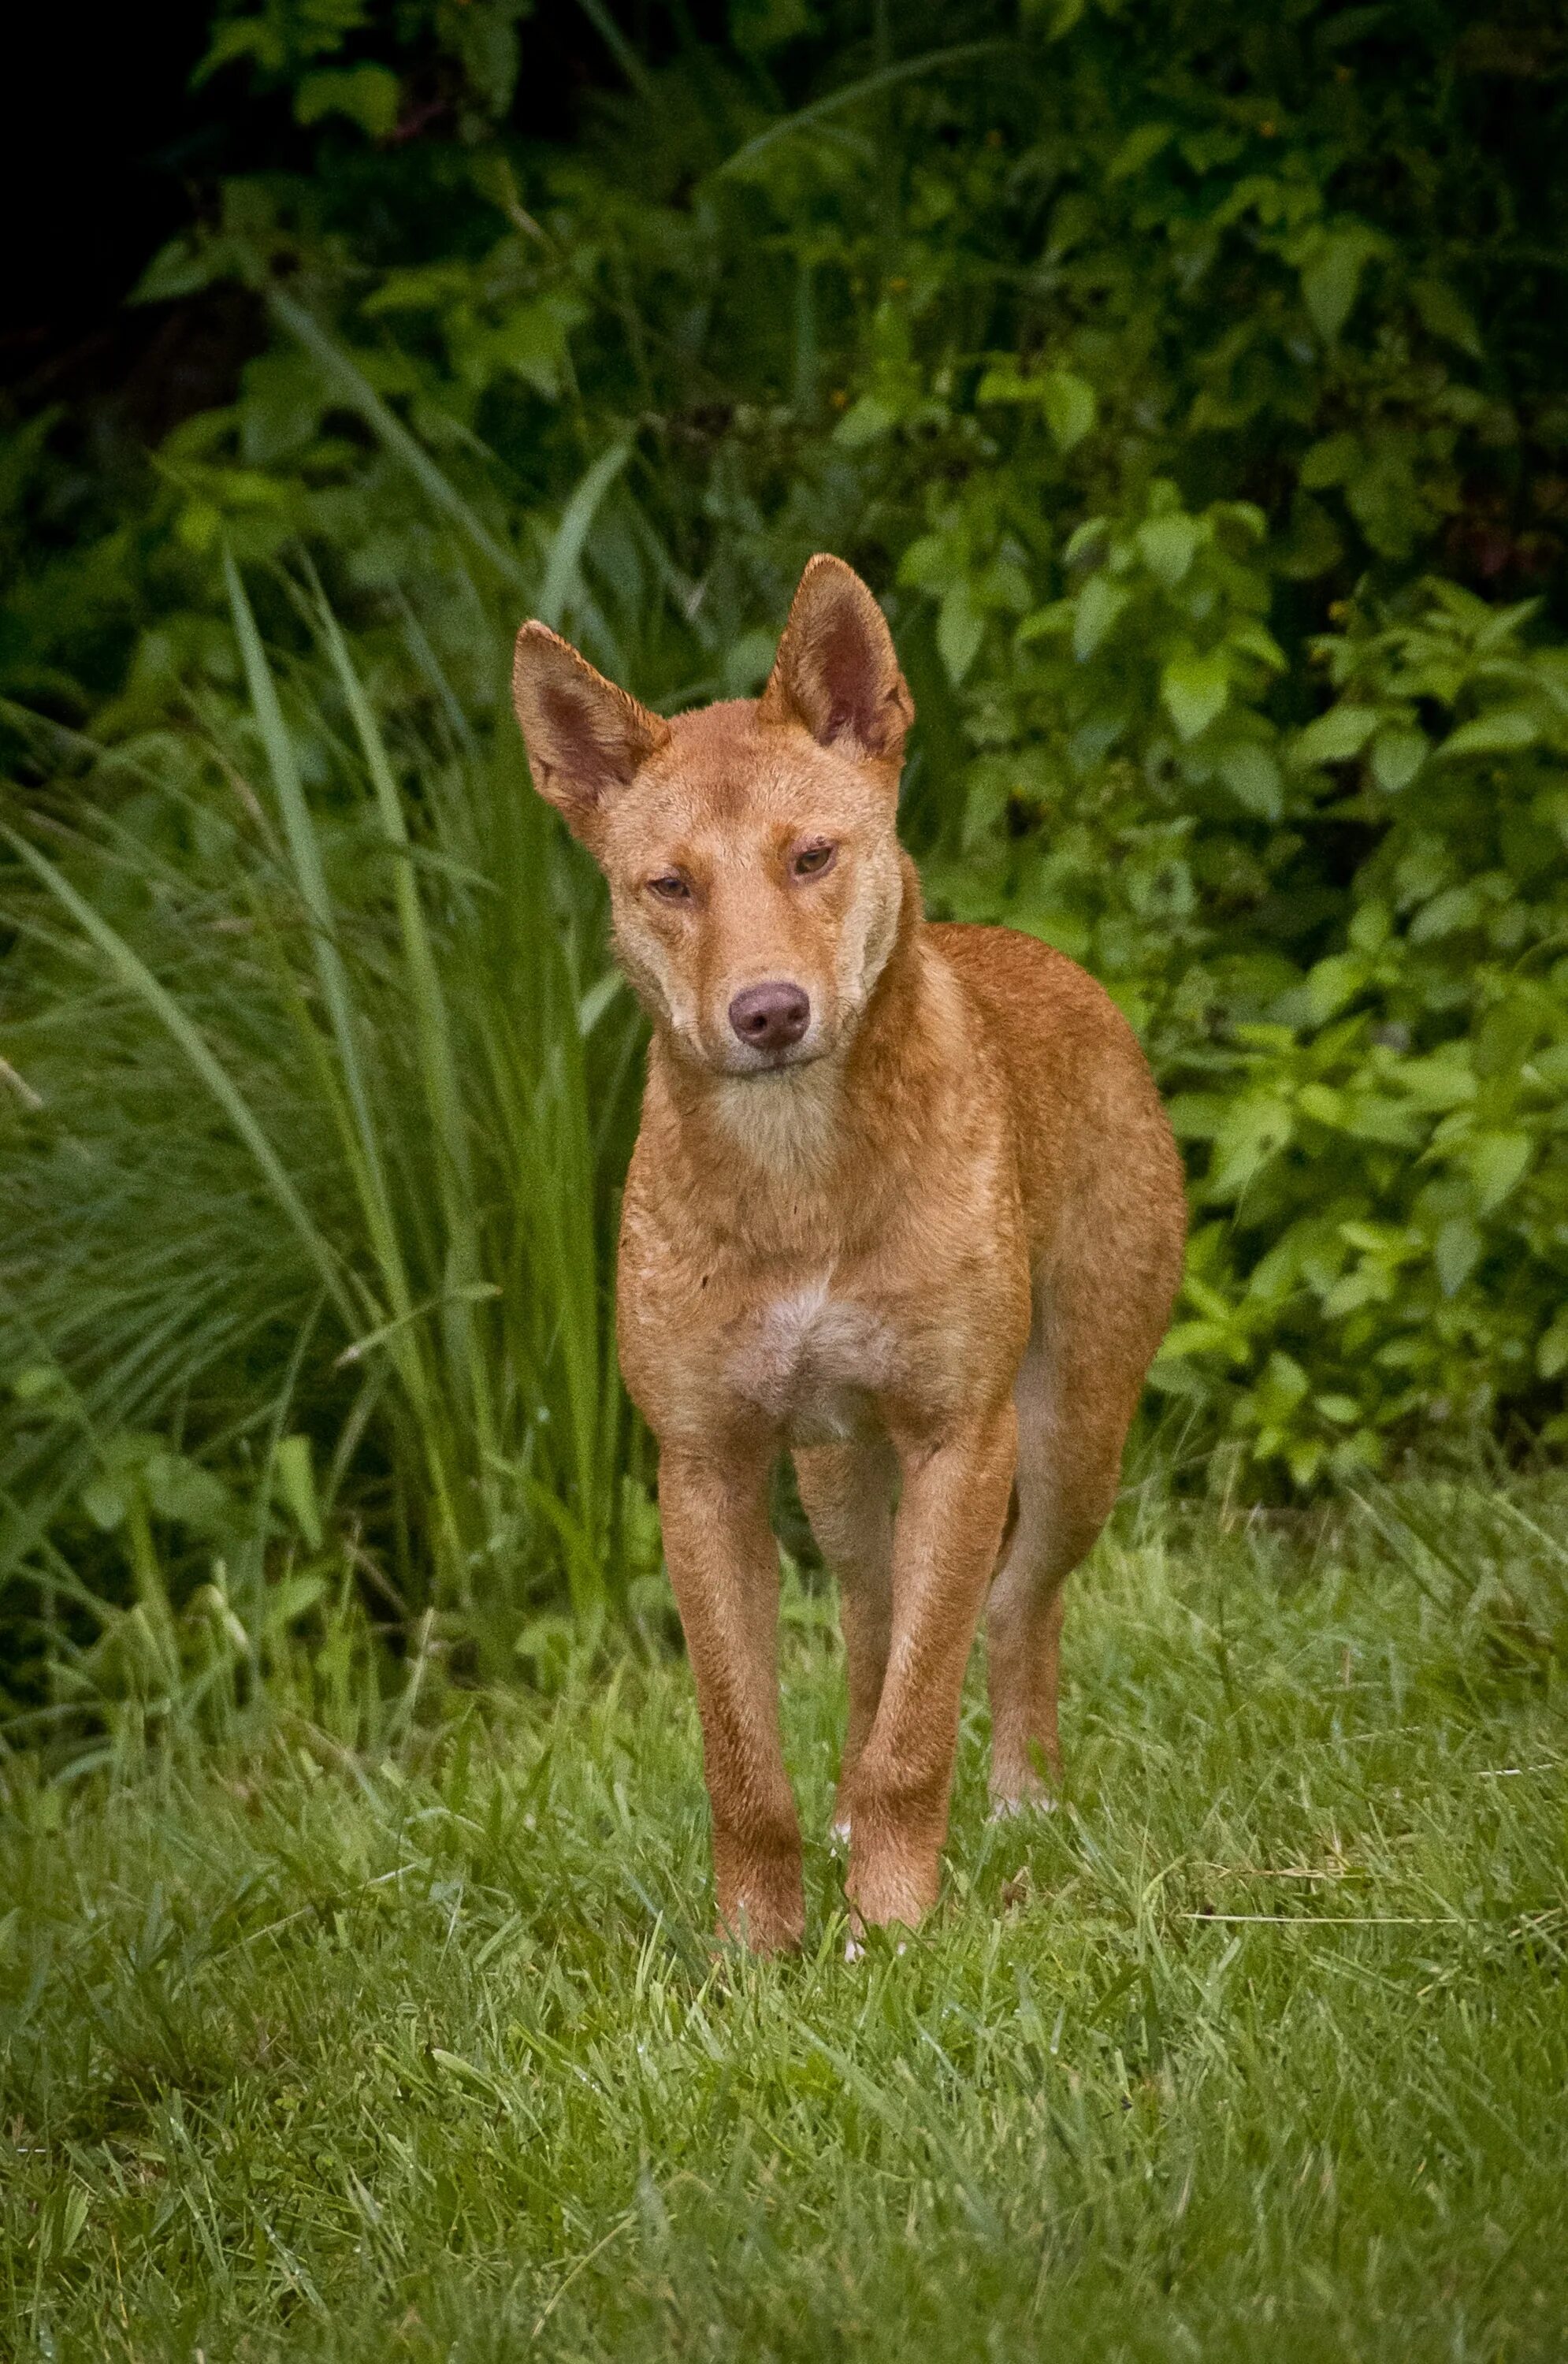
xmin=2 ymin=0 xmax=1567 ymax=1693
xmin=950 ymin=513 xmax=1568 ymax=1488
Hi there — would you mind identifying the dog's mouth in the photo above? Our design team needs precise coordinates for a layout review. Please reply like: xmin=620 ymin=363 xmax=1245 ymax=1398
xmin=724 ymin=1039 xmax=827 ymax=1077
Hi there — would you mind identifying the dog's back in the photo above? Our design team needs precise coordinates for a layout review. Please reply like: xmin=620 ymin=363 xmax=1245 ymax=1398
xmin=931 ymin=921 xmax=1185 ymax=1325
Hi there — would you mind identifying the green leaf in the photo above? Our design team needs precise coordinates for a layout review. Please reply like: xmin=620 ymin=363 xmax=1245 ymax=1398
xmin=1296 ymin=1083 xmax=1346 ymax=1127
xmin=1072 ymin=575 xmax=1130 ymax=660
xmin=1207 ymin=1095 xmax=1293 ymax=1197
xmin=1392 ymin=1054 xmax=1475 ymax=1112
xmin=81 ymin=1478 xmax=128 ymax=1533
xmin=1438 ymin=708 xmax=1540 ymax=760
xmin=144 ymin=1453 xmax=232 ymax=1536
xmin=1161 ymin=650 xmax=1229 ymax=742
xmin=1108 ymin=123 xmax=1175 ymax=181
xmin=723 ymin=630 xmax=778 ymax=695
xmin=1217 ymin=745 xmax=1284 ymax=820
xmin=12 ymin=1364 xmax=73 ymax=1409
xmin=1370 ymin=727 xmax=1428 ymax=792
xmin=1227 ymin=619 xmax=1287 ymax=670
xmin=1343 ymin=1096 xmax=1424 ymax=1148
xmin=1040 ymin=371 xmax=1097 ymax=452
xmin=1410 ymin=277 xmax=1483 ymax=360
xmin=1135 ymin=513 xmax=1201 ymax=588
xmin=132 ymin=236 xmax=218 ymax=304
xmin=1292 ymin=707 xmax=1379 ymax=766
xmin=1300 ymin=226 xmax=1384 ymax=342
xmin=1156 ymin=1320 xmax=1237 ymax=1363
xmin=1304 ymin=953 xmax=1366 ymax=1023
xmin=975 ymin=366 xmax=1031 ymax=405
xmin=1063 ymin=517 xmax=1109 ymax=566
xmin=834 ymin=394 xmax=901 ymax=446
xmin=264 ymin=1573 xmax=328 ymax=1636
xmin=938 ymin=583 xmax=986 ymax=684
xmin=1433 ymin=1217 xmax=1481 ymax=1297
xmin=1259 ymin=1350 xmax=1310 ymax=1417
xmin=1410 ymin=883 xmax=1483 ymax=944
xmin=295 ymin=66 xmax=403 ymax=139
xmin=277 ymin=1434 xmax=324 ymax=1551
xmin=1286 ymin=1439 xmax=1326 ymax=1488
xmin=1468 ymin=1132 xmax=1532 ymax=1214
xmin=1300 ymin=433 xmax=1358 ymax=489
xmin=1165 ymin=1094 xmax=1228 ymax=1140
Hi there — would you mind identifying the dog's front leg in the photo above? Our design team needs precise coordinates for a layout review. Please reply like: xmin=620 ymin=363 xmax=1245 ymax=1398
xmin=657 ymin=1441 xmax=804 ymax=1953
xmin=841 ymin=1402 xmax=1017 ymax=1932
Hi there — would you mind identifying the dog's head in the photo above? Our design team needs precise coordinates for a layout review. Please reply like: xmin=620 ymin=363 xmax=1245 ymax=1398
xmin=511 ymin=556 xmax=913 ymax=1077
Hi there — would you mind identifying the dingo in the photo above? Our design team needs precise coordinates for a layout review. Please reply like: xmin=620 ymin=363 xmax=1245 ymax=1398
xmin=512 ymin=555 xmax=1185 ymax=1951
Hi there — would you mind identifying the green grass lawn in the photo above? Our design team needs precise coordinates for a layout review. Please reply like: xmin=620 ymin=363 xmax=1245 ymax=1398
xmin=4 ymin=1483 xmax=1567 ymax=2362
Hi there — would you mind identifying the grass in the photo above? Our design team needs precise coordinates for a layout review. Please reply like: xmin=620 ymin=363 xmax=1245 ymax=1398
xmin=4 ymin=1479 xmax=1567 ymax=2361
xmin=2 ymin=550 xmax=648 ymax=1672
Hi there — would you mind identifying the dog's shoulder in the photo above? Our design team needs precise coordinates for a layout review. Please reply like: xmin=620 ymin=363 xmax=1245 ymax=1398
xmin=924 ymin=920 xmax=1142 ymax=1099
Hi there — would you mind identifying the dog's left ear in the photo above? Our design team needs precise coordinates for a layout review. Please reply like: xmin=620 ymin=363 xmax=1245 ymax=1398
xmin=757 ymin=555 xmax=914 ymax=765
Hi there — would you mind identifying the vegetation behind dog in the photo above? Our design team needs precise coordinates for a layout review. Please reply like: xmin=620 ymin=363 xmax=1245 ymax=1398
xmin=3 ymin=1 xmax=1568 ymax=1701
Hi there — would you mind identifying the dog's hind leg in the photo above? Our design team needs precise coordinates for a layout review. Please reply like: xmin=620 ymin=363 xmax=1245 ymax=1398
xmin=793 ymin=1436 xmax=898 ymax=1834
xmin=984 ymin=1291 xmax=1131 ymax=1812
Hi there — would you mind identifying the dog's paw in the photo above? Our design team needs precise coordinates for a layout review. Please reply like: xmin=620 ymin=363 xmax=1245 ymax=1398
xmin=843 ymin=1927 xmax=908 ymax=1963
xmin=987 ymin=1788 xmax=1058 ymax=1823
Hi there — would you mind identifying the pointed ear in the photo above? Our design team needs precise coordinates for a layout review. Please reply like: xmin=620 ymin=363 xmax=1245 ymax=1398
xmin=756 ymin=555 xmax=914 ymax=764
xmin=511 ymin=621 xmax=671 ymax=842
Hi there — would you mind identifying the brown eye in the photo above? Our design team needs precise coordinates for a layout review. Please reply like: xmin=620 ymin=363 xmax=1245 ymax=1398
xmin=792 ymin=842 xmax=836 ymax=880
xmin=647 ymin=873 xmax=691 ymax=903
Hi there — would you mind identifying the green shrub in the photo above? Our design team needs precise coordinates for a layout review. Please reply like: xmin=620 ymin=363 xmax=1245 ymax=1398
xmin=939 ymin=500 xmax=1568 ymax=1487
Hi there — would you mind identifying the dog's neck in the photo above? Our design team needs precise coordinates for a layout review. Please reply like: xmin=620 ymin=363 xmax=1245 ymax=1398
xmin=642 ymin=863 xmax=968 ymax=1254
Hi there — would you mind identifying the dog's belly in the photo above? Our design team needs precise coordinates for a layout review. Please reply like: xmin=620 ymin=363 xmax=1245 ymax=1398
xmin=726 ymin=1281 xmax=895 ymax=1445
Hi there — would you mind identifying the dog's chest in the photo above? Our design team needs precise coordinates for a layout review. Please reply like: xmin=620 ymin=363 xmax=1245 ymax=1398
xmin=726 ymin=1279 xmax=896 ymax=1444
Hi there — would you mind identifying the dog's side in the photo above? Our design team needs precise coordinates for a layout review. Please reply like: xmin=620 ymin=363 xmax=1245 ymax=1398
xmin=512 ymin=555 xmax=1185 ymax=1950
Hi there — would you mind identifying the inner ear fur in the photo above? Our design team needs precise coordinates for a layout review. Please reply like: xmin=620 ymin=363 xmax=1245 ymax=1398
xmin=757 ymin=553 xmax=914 ymax=764
xmin=511 ymin=620 xmax=670 ymax=838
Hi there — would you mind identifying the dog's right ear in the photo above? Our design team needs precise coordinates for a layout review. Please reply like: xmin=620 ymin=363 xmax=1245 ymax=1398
xmin=511 ymin=622 xmax=670 ymax=844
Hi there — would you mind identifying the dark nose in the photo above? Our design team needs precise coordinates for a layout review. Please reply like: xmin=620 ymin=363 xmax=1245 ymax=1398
xmin=728 ymin=979 xmax=811 ymax=1054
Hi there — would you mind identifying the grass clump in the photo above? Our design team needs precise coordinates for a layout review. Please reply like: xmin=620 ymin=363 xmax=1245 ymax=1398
xmin=4 ymin=1481 xmax=1566 ymax=2361
xmin=2 ymin=553 xmax=652 ymax=1705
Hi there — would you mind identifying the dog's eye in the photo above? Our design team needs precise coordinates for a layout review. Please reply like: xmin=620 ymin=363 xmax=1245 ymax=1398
xmin=647 ymin=873 xmax=691 ymax=903
xmin=792 ymin=842 xmax=836 ymax=880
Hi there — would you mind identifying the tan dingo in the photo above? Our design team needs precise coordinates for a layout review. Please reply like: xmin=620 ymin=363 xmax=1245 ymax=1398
xmin=512 ymin=554 xmax=1185 ymax=1951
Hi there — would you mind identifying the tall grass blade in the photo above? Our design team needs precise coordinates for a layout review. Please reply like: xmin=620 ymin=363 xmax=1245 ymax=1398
xmin=268 ymin=291 xmax=529 ymax=591
xmin=225 ymin=556 xmax=413 ymax=1329
xmin=306 ymin=581 xmax=500 ymax=1500
xmin=571 ymin=0 xmax=655 ymax=98
xmin=2 ymin=828 xmax=351 ymax=1323
xmin=537 ymin=442 xmax=632 ymax=632
xmin=717 ymin=41 xmax=1010 ymax=175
